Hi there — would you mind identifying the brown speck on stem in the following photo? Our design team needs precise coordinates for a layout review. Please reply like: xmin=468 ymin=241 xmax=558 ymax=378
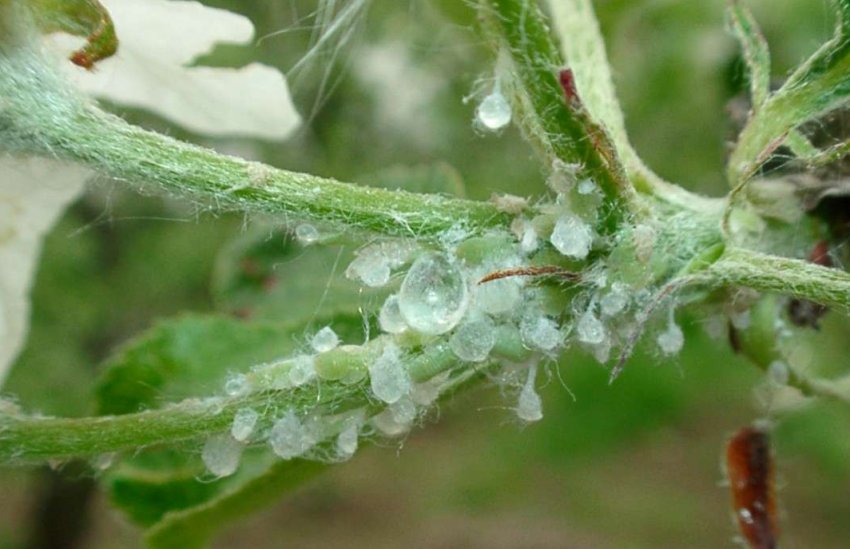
xmin=558 ymin=68 xmax=580 ymax=105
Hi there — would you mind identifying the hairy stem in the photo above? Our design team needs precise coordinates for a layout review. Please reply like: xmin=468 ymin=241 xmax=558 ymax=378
xmin=0 ymin=46 xmax=511 ymax=240
xmin=706 ymin=247 xmax=850 ymax=312
xmin=0 ymin=327 xmax=521 ymax=463
xmin=477 ymin=0 xmax=639 ymax=231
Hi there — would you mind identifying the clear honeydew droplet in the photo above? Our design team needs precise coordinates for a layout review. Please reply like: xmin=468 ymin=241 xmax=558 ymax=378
xmin=450 ymin=316 xmax=496 ymax=362
xmin=398 ymin=252 xmax=469 ymax=335
xmin=476 ymin=83 xmax=512 ymax=130
xmin=550 ymin=214 xmax=593 ymax=259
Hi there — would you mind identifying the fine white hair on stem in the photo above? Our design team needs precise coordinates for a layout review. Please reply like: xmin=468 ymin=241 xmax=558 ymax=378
xmin=260 ymin=0 xmax=372 ymax=123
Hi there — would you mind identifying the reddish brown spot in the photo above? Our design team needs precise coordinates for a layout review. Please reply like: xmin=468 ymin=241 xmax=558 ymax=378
xmin=69 ymin=51 xmax=95 ymax=70
xmin=261 ymin=275 xmax=278 ymax=292
xmin=232 ymin=308 xmax=253 ymax=319
xmin=808 ymin=239 xmax=833 ymax=268
xmin=725 ymin=426 xmax=778 ymax=549
xmin=559 ymin=69 xmax=580 ymax=104
xmin=240 ymin=258 xmax=262 ymax=278
xmin=68 ymin=16 xmax=118 ymax=70
xmin=478 ymin=265 xmax=579 ymax=284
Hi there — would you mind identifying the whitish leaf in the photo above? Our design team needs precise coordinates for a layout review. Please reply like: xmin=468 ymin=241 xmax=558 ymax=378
xmin=49 ymin=0 xmax=300 ymax=140
xmin=0 ymin=156 xmax=89 ymax=386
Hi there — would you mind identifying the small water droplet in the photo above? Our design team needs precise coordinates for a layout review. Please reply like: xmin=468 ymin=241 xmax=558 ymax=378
xmin=390 ymin=396 xmax=417 ymax=424
xmin=379 ymin=294 xmax=408 ymax=334
xmin=520 ymin=223 xmax=538 ymax=253
xmin=311 ymin=326 xmax=340 ymax=353
xmin=202 ymin=434 xmax=242 ymax=477
xmin=550 ymin=214 xmax=593 ymax=259
xmin=373 ymin=408 xmax=412 ymax=437
xmin=475 ymin=277 xmax=522 ymax=316
xmin=336 ymin=421 xmax=359 ymax=458
xmin=516 ymin=364 xmax=543 ymax=422
xmin=231 ymin=407 xmax=259 ymax=442
xmin=295 ymin=223 xmax=320 ymax=245
xmin=224 ymin=373 xmax=249 ymax=397
xmin=577 ymin=307 xmax=606 ymax=345
xmin=577 ymin=178 xmax=597 ymax=195
xmin=345 ymin=241 xmax=414 ymax=288
xmin=476 ymin=85 xmax=511 ymax=130
xmin=520 ymin=314 xmax=562 ymax=351
xmin=768 ymin=361 xmax=789 ymax=385
xmin=398 ymin=252 xmax=469 ymax=335
xmin=369 ymin=344 xmax=412 ymax=404
xmin=600 ymin=282 xmax=630 ymax=317
xmin=269 ymin=410 xmax=315 ymax=459
xmin=657 ymin=317 xmax=684 ymax=355
xmin=288 ymin=355 xmax=316 ymax=386
xmin=450 ymin=316 xmax=496 ymax=362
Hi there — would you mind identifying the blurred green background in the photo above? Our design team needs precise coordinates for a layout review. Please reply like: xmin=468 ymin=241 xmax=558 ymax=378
xmin=2 ymin=0 xmax=850 ymax=547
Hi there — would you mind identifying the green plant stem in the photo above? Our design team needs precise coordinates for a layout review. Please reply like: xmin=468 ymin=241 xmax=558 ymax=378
xmin=727 ymin=6 xmax=850 ymax=185
xmin=736 ymin=294 xmax=850 ymax=404
xmin=0 ymin=329 xmax=513 ymax=463
xmin=705 ymin=247 xmax=850 ymax=312
xmin=0 ymin=47 xmax=511 ymax=240
xmin=477 ymin=0 xmax=638 ymax=231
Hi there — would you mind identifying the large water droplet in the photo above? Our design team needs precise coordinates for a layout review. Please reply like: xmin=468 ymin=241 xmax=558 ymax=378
xmin=398 ymin=252 xmax=469 ymax=335
xmin=476 ymin=87 xmax=511 ymax=130
xmin=550 ymin=214 xmax=594 ymax=259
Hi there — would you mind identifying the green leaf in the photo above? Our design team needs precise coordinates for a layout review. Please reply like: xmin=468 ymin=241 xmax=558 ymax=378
xmin=95 ymin=315 xmax=301 ymax=415
xmin=729 ymin=0 xmax=850 ymax=183
xmin=543 ymin=0 xmax=664 ymax=195
xmin=145 ymin=458 xmax=325 ymax=549
xmin=93 ymin=315 xmax=307 ymax=525
xmin=106 ymin=447 xmax=224 ymax=526
xmin=726 ymin=0 xmax=771 ymax=110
